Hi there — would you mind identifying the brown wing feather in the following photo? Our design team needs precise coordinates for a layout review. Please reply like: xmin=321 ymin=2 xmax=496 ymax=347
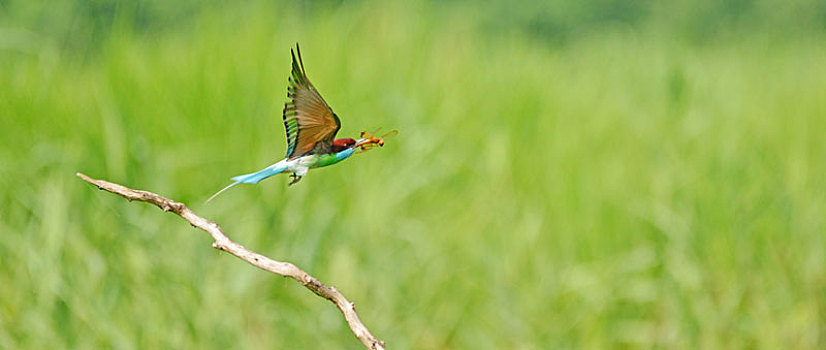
xmin=283 ymin=44 xmax=341 ymax=159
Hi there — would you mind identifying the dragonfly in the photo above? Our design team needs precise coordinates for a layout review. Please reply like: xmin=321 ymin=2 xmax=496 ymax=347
xmin=207 ymin=44 xmax=395 ymax=202
xmin=356 ymin=129 xmax=399 ymax=153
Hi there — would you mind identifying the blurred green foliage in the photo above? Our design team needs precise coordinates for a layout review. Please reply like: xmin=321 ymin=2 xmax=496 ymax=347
xmin=1 ymin=0 xmax=825 ymax=348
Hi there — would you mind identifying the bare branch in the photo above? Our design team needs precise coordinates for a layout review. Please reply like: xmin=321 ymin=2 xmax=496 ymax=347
xmin=76 ymin=172 xmax=386 ymax=350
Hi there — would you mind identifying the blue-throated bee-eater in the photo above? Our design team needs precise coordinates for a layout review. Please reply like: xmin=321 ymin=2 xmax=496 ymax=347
xmin=207 ymin=44 xmax=394 ymax=202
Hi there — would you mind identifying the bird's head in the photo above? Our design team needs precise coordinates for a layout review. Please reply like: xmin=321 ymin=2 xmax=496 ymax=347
xmin=332 ymin=138 xmax=357 ymax=152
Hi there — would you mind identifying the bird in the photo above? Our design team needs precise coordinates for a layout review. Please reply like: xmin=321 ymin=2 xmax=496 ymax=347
xmin=207 ymin=44 xmax=392 ymax=202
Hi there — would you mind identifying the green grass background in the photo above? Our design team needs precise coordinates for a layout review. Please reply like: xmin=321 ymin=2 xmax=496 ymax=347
xmin=2 ymin=0 xmax=826 ymax=348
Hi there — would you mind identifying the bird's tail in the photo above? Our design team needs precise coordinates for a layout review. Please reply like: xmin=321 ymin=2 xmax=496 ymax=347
xmin=206 ymin=161 xmax=289 ymax=202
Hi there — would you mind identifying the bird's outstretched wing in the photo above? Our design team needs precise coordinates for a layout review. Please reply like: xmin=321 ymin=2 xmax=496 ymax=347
xmin=283 ymin=44 xmax=341 ymax=159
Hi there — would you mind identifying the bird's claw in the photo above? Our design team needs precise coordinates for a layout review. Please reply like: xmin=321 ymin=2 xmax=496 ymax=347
xmin=289 ymin=174 xmax=302 ymax=186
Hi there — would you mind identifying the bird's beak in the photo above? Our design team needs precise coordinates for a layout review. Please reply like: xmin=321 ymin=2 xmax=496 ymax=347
xmin=354 ymin=138 xmax=369 ymax=147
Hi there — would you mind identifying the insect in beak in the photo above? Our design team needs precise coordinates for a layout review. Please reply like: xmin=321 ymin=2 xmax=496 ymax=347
xmin=356 ymin=129 xmax=397 ymax=153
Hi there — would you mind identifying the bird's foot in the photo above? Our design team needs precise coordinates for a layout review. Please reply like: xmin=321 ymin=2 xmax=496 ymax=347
xmin=288 ymin=174 xmax=302 ymax=186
